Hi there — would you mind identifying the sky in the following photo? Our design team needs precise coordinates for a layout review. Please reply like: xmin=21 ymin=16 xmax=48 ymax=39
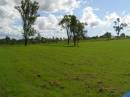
xmin=0 ymin=0 xmax=130 ymax=39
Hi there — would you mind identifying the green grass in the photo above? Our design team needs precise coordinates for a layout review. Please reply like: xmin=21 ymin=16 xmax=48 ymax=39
xmin=0 ymin=39 xmax=130 ymax=97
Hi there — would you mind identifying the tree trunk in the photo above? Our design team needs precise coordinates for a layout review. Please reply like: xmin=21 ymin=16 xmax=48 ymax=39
xmin=67 ymin=38 xmax=70 ymax=45
xmin=67 ymin=29 xmax=70 ymax=45
xmin=77 ymin=37 xmax=79 ymax=47
xmin=117 ymin=31 xmax=120 ymax=39
xmin=25 ymin=36 xmax=28 ymax=46
xmin=73 ymin=35 xmax=76 ymax=47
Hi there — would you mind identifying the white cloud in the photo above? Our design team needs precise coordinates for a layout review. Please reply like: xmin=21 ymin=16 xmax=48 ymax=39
xmin=34 ymin=14 xmax=67 ymax=38
xmin=37 ymin=0 xmax=80 ymax=13
xmin=35 ymin=14 xmax=59 ymax=31
xmin=80 ymin=7 xmax=130 ymax=36
xmin=0 ymin=0 xmax=22 ymax=39
xmin=105 ymin=12 xmax=120 ymax=22
xmin=81 ymin=7 xmax=106 ymax=28
xmin=0 ymin=0 xmax=80 ymax=39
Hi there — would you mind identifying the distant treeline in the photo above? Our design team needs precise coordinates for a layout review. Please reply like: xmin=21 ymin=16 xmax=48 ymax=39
xmin=1 ymin=33 xmax=130 ymax=45
xmin=0 ymin=36 xmax=63 ymax=44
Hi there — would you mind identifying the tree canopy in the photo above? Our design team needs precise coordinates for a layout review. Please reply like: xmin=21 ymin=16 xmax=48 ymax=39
xmin=113 ymin=18 xmax=127 ymax=38
xmin=15 ymin=0 xmax=39 ymax=46
xmin=59 ymin=15 xmax=86 ymax=46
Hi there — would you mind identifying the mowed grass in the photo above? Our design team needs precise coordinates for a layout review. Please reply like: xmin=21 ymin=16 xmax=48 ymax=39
xmin=0 ymin=40 xmax=130 ymax=97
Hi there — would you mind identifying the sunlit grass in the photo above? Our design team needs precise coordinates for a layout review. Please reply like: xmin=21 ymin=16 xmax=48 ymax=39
xmin=0 ymin=39 xmax=130 ymax=97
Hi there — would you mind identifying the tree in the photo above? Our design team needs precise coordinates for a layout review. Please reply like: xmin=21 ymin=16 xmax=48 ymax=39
xmin=5 ymin=35 xmax=10 ymax=43
xmin=82 ymin=30 xmax=88 ymax=39
xmin=59 ymin=15 xmax=86 ymax=46
xmin=113 ymin=18 xmax=127 ymax=38
xmin=75 ymin=21 xmax=86 ymax=45
xmin=120 ymin=33 xmax=126 ymax=38
xmin=15 ymin=0 xmax=39 ymax=46
xmin=100 ymin=32 xmax=112 ymax=40
xmin=70 ymin=15 xmax=85 ymax=46
xmin=70 ymin=15 xmax=78 ymax=46
xmin=59 ymin=15 xmax=71 ymax=45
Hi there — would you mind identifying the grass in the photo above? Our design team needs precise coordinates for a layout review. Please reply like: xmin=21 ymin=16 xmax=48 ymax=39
xmin=0 ymin=39 xmax=130 ymax=97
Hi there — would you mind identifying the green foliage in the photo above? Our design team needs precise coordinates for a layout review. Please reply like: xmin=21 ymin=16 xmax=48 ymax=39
xmin=113 ymin=18 xmax=127 ymax=37
xmin=76 ymin=21 xmax=87 ymax=39
xmin=100 ymin=32 xmax=112 ymax=39
xmin=70 ymin=15 xmax=86 ymax=46
xmin=59 ymin=15 xmax=72 ymax=45
xmin=120 ymin=33 xmax=126 ymax=38
xmin=59 ymin=15 xmax=86 ymax=46
xmin=5 ymin=35 xmax=10 ymax=43
xmin=15 ymin=0 xmax=39 ymax=46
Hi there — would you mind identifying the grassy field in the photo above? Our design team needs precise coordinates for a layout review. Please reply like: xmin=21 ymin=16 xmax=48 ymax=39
xmin=0 ymin=39 xmax=130 ymax=97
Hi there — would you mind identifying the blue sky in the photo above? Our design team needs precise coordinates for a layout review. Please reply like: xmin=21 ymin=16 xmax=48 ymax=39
xmin=78 ymin=0 xmax=130 ymax=36
xmin=0 ymin=0 xmax=130 ymax=39
xmin=73 ymin=0 xmax=130 ymax=18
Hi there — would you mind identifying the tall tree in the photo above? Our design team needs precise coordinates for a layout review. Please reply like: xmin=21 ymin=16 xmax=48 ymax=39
xmin=75 ymin=21 xmax=86 ymax=45
xmin=59 ymin=15 xmax=71 ymax=45
xmin=59 ymin=15 xmax=86 ymax=46
xmin=77 ymin=21 xmax=86 ymax=39
xmin=70 ymin=15 xmax=78 ymax=46
xmin=70 ymin=15 xmax=85 ymax=46
xmin=113 ymin=18 xmax=127 ymax=38
xmin=15 ymin=0 xmax=39 ymax=46
xmin=5 ymin=35 xmax=10 ymax=44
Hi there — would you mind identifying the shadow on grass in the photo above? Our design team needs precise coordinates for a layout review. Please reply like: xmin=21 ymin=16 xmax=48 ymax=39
xmin=39 ymin=42 xmax=78 ymax=48
xmin=64 ymin=45 xmax=79 ymax=48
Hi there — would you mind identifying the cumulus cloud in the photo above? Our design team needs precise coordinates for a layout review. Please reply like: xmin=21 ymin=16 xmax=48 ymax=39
xmin=105 ymin=12 xmax=120 ymax=22
xmin=0 ymin=0 xmax=22 ymax=39
xmin=37 ymin=0 xmax=80 ymax=13
xmin=0 ymin=0 xmax=80 ymax=39
xmin=80 ymin=6 xmax=130 ymax=36
xmin=34 ymin=14 xmax=67 ymax=38
xmin=81 ymin=7 xmax=106 ymax=28
xmin=35 ymin=14 xmax=59 ymax=31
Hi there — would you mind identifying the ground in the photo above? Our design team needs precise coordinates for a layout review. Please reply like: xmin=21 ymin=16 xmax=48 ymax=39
xmin=0 ymin=39 xmax=130 ymax=97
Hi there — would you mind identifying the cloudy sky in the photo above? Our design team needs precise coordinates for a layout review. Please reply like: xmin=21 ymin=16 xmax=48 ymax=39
xmin=0 ymin=0 xmax=130 ymax=39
